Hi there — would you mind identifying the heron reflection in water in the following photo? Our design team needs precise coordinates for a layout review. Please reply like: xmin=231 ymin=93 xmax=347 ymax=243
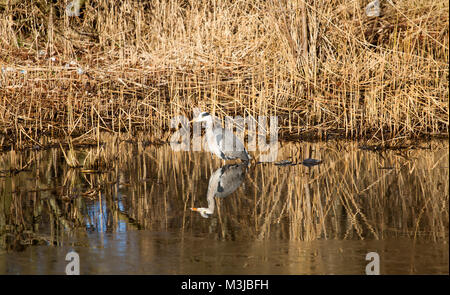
xmin=191 ymin=163 xmax=247 ymax=218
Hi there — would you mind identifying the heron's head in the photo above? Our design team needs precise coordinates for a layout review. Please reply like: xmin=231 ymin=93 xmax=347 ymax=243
xmin=190 ymin=207 xmax=213 ymax=218
xmin=192 ymin=112 xmax=212 ymax=123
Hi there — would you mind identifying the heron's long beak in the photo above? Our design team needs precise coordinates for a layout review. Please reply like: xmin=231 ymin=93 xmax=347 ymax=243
xmin=190 ymin=207 xmax=198 ymax=211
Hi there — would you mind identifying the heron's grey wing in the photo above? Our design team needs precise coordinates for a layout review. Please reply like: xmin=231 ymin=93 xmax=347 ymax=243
xmin=215 ymin=164 xmax=246 ymax=198
xmin=215 ymin=128 xmax=248 ymax=160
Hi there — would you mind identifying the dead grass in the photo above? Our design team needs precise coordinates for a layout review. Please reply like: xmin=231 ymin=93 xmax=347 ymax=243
xmin=0 ymin=0 xmax=448 ymax=147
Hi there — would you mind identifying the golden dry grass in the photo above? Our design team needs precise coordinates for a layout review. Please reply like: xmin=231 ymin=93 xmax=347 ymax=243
xmin=0 ymin=0 xmax=448 ymax=147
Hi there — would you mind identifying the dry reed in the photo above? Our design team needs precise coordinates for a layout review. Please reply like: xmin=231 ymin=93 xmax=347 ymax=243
xmin=0 ymin=0 xmax=447 ymax=149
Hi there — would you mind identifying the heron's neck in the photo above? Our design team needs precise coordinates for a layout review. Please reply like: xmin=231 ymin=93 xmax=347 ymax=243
xmin=206 ymin=191 xmax=215 ymax=213
xmin=205 ymin=118 xmax=214 ymax=131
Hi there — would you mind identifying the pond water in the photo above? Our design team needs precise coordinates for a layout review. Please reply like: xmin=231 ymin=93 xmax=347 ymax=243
xmin=0 ymin=137 xmax=448 ymax=274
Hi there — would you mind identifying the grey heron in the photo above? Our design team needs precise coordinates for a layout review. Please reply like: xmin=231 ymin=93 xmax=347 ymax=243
xmin=191 ymin=163 xmax=247 ymax=218
xmin=191 ymin=112 xmax=251 ymax=163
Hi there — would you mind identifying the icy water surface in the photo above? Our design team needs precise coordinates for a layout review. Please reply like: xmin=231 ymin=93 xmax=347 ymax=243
xmin=0 ymin=139 xmax=448 ymax=274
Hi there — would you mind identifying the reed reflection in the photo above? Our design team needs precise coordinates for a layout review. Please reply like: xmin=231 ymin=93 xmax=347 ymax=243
xmin=0 ymin=137 xmax=448 ymax=251
xmin=191 ymin=163 xmax=248 ymax=218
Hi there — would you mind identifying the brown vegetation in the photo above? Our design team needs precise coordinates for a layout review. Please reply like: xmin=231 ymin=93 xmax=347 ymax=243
xmin=0 ymin=0 xmax=448 ymax=147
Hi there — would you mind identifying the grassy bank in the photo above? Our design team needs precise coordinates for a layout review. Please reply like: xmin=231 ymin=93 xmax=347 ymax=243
xmin=0 ymin=0 xmax=448 ymax=148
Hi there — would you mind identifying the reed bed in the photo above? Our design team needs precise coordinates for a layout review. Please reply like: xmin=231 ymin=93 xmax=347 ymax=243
xmin=0 ymin=0 xmax=448 ymax=148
